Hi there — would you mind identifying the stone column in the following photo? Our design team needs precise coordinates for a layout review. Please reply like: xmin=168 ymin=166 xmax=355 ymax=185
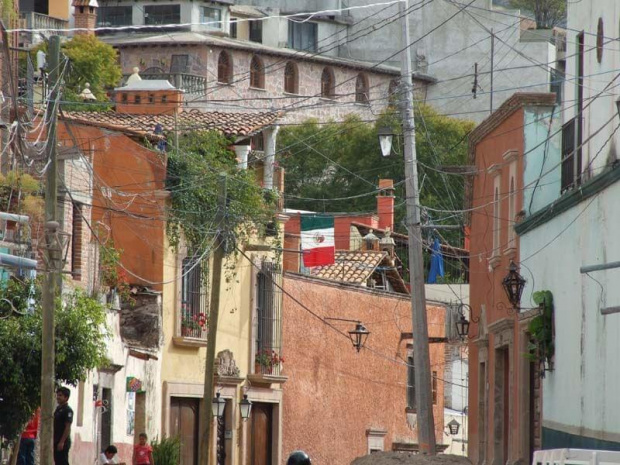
xmin=234 ymin=145 xmax=251 ymax=170
xmin=263 ymin=125 xmax=279 ymax=190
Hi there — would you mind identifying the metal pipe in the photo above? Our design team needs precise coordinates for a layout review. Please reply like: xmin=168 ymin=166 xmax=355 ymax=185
xmin=0 ymin=252 xmax=37 ymax=269
xmin=580 ymin=261 xmax=620 ymax=274
xmin=0 ymin=211 xmax=29 ymax=224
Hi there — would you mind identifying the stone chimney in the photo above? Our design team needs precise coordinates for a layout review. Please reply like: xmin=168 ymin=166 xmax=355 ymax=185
xmin=377 ymin=179 xmax=395 ymax=232
xmin=115 ymin=69 xmax=184 ymax=115
xmin=72 ymin=0 xmax=98 ymax=36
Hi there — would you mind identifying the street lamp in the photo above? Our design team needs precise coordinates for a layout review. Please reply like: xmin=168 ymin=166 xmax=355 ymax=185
xmin=325 ymin=317 xmax=371 ymax=352
xmin=349 ymin=322 xmax=370 ymax=352
xmin=239 ymin=394 xmax=252 ymax=421
xmin=454 ymin=303 xmax=478 ymax=340
xmin=447 ymin=419 xmax=461 ymax=435
xmin=212 ymin=393 xmax=226 ymax=418
xmin=502 ymin=261 xmax=526 ymax=309
xmin=377 ymin=126 xmax=394 ymax=157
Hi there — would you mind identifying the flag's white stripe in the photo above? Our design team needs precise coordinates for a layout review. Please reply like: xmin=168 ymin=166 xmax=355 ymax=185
xmin=300 ymin=227 xmax=335 ymax=249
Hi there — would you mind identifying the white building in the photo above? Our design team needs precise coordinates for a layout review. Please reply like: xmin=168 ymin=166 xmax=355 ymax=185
xmin=516 ymin=0 xmax=620 ymax=449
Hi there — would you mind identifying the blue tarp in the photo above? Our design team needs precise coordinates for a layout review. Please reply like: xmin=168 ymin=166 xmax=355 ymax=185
xmin=427 ymin=238 xmax=445 ymax=284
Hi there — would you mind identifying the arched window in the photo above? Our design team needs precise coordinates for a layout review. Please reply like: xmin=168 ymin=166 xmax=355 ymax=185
xmin=355 ymin=73 xmax=369 ymax=103
xmin=493 ymin=184 xmax=500 ymax=253
xmin=217 ymin=51 xmax=233 ymax=84
xmin=320 ymin=67 xmax=335 ymax=99
xmin=284 ymin=61 xmax=298 ymax=94
xmin=249 ymin=55 xmax=265 ymax=89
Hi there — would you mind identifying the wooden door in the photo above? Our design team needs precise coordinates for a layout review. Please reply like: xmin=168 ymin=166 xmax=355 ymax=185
xmin=101 ymin=388 xmax=112 ymax=450
xmin=246 ymin=403 xmax=273 ymax=465
xmin=170 ymin=397 xmax=200 ymax=465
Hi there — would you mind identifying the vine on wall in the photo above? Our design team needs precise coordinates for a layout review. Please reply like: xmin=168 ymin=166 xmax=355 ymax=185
xmin=527 ymin=290 xmax=555 ymax=376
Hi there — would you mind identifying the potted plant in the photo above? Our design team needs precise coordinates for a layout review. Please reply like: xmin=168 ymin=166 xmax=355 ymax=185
xmin=181 ymin=307 xmax=207 ymax=337
xmin=255 ymin=349 xmax=284 ymax=375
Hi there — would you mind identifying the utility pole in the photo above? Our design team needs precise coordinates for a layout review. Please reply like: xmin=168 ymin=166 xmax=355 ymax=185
xmin=399 ymin=0 xmax=436 ymax=454
xmin=40 ymin=35 xmax=61 ymax=465
xmin=200 ymin=174 xmax=227 ymax=465
xmin=490 ymin=29 xmax=495 ymax=114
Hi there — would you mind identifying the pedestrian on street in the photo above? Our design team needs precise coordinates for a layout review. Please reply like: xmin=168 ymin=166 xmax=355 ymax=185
xmin=132 ymin=433 xmax=154 ymax=465
xmin=17 ymin=408 xmax=40 ymax=465
xmin=53 ymin=387 xmax=74 ymax=465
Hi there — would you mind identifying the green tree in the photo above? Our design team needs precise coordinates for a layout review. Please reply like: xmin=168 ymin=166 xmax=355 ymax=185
xmin=33 ymin=35 xmax=122 ymax=105
xmin=0 ymin=280 xmax=108 ymax=441
xmin=278 ymin=105 xmax=475 ymax=237
xmin=509 ymin=0 xmax=566 ymax=29
xmin=166 ymin=131 xmax=277 ymax=255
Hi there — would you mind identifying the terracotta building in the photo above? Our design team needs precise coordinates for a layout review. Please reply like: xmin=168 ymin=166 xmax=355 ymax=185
xmin=282 ymin=271 xmax=446 ymax=463
xmin=466 ymin=93 xmax=558 ymax=465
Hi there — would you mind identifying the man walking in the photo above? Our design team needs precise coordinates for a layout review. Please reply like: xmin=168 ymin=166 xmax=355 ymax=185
xmin=53 ymin=387 xmax=73 ymax=465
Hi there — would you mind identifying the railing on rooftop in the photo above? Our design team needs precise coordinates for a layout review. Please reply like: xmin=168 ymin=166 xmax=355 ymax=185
xmin=20 ymin=12 xmax=68 ymax=46
xmin=122 ymin=72 xmax=207 ymax=96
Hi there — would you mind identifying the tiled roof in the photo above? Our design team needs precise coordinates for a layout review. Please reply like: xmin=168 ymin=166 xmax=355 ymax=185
xmin=310 ymin=251 xmax=387 ymax=284
xmin=61 ymin=109 xmax=279 ymax=139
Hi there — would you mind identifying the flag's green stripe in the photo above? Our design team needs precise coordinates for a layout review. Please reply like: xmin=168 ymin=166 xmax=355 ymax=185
xmin=301 ymin=215 xmax=334 ymax=231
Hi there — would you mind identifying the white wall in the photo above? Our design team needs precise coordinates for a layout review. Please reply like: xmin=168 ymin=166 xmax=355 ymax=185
xmin=519 ymin=0 xmax=620 ymax=445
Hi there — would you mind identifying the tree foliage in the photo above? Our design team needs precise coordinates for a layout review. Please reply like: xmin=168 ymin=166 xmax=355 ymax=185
xmin=0 ymin=280 xmax=108 ymax=440
xmin=166 ymin=131 xmax=277 ymax=255
xmin=32 ymin=35 xmax=122 ymax=105
xmin=278 ymin=105 xmax=475 ymax=238
xmin=509 ymin=0 xmax=566 ymax=29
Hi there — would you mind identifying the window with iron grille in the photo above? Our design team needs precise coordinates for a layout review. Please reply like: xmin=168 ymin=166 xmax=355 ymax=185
xmin=284 ymin=61 xmax=298 ymax=94
xmin=97 ymin=6 xmax=132 ymax=27
xmin=201 ymin=6 xmax=222 ymax=29
xmin=180 ymin=256 xmax=209 ymax=338
xmin=561 ymin=117 xmax=581 ymax=193
xmin=406 ymin=354 xmax=415 ymax=409
xmin=144 ymin=4 xmax=180 ymax=25
xmin=217 ymin=51 xmax=232 ymax=84
xmin=320 ymin=67 xmax=335 ymax=99
xmin=230 ymin=18 xmax=237 ymax=38
xmin=250 ymin=55 xmax=265 ymax=89
xmin=249 ymin=20 xmax=262 ymax=43
xmin=255 ymin=261 xmax=282 ymax=375
xmin=71 ymin=203 xmax=83 ymax=280
xmin=355 ymin=73 xmax=369 ymax=104
xmin=287 ymin=20 xmax=317 ymax=52
xmin=432 ymin=370 xmax=438 ymax=404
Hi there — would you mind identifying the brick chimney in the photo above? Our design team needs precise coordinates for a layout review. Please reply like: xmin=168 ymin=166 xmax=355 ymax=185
xmin=72 ymin=0 xmax=98 ymax=36
xmin=377 ymin=179 xmax=395 ymax=231
xmin=115 ymin=69 xmax=184 ymax=115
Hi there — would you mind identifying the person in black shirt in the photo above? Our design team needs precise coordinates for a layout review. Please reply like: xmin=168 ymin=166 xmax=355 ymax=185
xmin=53 ymin=387 xmax=73 ymax=465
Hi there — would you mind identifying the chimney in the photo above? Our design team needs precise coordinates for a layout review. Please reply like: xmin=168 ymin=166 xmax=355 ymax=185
xmin=72 ymin=0 xmax=98 ymax=36
xmin=377 ymin=179 xmax=395 ymax=232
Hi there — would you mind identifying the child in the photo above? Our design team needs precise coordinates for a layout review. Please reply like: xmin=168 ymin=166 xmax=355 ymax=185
xmin=132 ymin=433 xmax=154 ymax=465
xmin=99 ymin=445 xmax=119 ymax=464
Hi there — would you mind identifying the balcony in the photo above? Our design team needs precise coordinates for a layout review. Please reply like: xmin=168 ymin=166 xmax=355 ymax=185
xmin=122 ymin=72 xmax=207 ymax=97
xmin=561 ymin=117 xmax=582 ymax=193
xmin=20 ymin=12 xmax=68 ymax=47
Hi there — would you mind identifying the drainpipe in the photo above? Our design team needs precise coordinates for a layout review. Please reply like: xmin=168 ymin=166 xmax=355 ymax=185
xmin=263 ymin=125 xmax=279 ymax=190
xmin=234 ymin=145 xmax=251 ymax=170
xmin=0 ymin=253 xmax=37 ymax=269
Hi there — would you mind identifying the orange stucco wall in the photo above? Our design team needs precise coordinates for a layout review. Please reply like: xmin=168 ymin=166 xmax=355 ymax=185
xmin=282 ymin=274 xmax=446 ymax=463
xmin=467 ymin=106 xmax=534 ymax=464
xmin=57 ymin=122 xmax=167 ymax=290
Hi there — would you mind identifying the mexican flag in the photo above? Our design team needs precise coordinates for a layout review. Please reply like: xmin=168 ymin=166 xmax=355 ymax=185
xmin=301 ymin=215 xmax=335 ymax=267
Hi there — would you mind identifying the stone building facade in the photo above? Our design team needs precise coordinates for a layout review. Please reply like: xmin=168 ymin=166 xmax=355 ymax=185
xmin=106 ymin=33 xmax=434 ymax=124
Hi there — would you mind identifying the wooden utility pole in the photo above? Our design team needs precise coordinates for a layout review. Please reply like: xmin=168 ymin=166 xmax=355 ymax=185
xmin=399 ymin=0 xmax=436 ymax=454
xmin=200 ymin=174 xmax=227 ymax=465
xmin=40 ymin=35 xmax=61 ymax=465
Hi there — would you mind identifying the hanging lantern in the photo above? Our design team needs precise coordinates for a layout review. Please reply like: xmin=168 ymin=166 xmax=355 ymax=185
xmin=239 ymin=394 xmax=252 ymax=420
xmin=211 ymin=392 xmax=226 ymax=418
xmin=455 ymin=313 xmax=470 ymax=339
xmin=447 ymin=419 xmax=461 ymax=435
xmin=502 ymin=261 xmax=526 ymax=309
xmin=377 ymin=127 xmax=394 ymax=157
xmin=348 ymin=322 xmax=370 ymax=352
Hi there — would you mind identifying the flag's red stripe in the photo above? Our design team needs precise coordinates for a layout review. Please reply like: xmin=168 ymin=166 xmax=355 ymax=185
xmin=303 ymin=246 xmax=335 ymax=267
